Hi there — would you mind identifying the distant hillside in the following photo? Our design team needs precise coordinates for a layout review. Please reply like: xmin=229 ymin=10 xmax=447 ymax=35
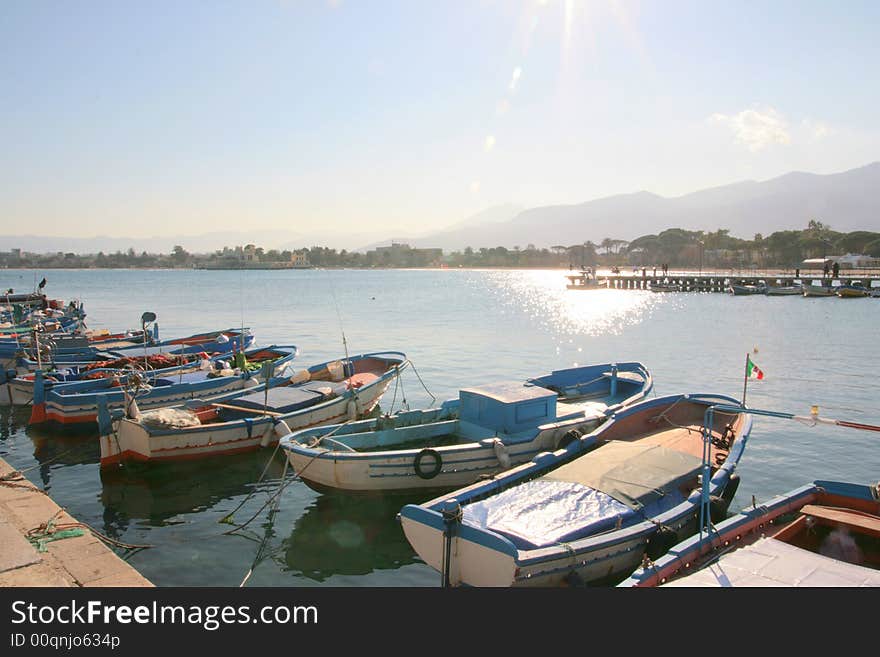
xmin=356 ymin=203 xmax=524 ymax=252
xmin=0 ymin=229 xmax=373 ymax=255
xmin=4 ymin=163 xmax=878 ymax=255
xmin=380 ymin=162 xmax=880 ymax=251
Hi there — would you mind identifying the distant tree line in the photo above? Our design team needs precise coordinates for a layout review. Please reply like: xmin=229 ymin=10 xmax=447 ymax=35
xmin=3 ymin=221 xmax=878 ymax=270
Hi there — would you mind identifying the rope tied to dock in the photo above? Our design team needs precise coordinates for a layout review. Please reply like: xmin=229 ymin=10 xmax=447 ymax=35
xmin=0 ymin=469 xmax=51 ymax=495
xmin=27 ymin=509 xmax=152 ymax=553
xmin=27 ymin=510 xmax=84 ymax=552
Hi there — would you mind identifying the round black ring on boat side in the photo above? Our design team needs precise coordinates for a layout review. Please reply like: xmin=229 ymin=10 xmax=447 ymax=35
xmin=414 ymin=448 xmax=442 ymax=479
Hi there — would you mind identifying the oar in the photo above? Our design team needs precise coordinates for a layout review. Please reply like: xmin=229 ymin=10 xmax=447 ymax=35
xmin=792 ymin=407 xmax=880 ymax=434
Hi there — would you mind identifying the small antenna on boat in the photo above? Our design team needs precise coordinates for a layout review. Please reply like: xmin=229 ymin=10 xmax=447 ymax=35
xmin=330 ymin=282 xmax=352 ymax=384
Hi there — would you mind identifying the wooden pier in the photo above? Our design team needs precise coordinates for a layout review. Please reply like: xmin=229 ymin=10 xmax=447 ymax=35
xmin=594 ymin=273 xmax=880 ymax=292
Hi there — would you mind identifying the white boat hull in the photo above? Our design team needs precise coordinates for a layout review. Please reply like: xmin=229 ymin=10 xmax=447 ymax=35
xmin=100 ymin=376 xmax=394 ymax=466
xmin=399 ymin=505 xmax=698 ymax=586
xmin=287 ymin=416 xmax=605 ymax=493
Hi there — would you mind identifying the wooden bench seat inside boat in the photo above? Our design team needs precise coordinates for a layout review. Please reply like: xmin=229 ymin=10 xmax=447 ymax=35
xmin=799 ymin=504 xmax=880 ymax=538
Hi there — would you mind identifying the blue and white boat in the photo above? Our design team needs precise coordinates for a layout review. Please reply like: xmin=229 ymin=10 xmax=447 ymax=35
xmin=280 ymin=362 xmax=652 ymax=495
xmin=9 ymin=326 xmax=254 ymax=373
xmin=27 ymin=344 xmax=297 ymax=430
xmin=620 ymin=479 xmax=880 ymax=587
xmin=97 ymin=351 xmax=408 ymax=468
xmin=398 ymin=392 xmax=751 ymax=587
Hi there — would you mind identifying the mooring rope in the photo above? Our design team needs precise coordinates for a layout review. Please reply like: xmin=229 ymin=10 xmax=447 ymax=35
xmin=221 ymin=417 xmax=356 ymax=529
xmin=27 ymin=509 xmax=152 ymax=552
xmin=406 ymin=359 xmax=435 ymax=405
xmin=238 ymin=457 xmax=289 ymax=588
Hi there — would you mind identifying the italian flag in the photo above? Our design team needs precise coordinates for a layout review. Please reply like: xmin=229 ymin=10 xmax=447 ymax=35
xmin=746 ymin=356 xmax=764 ymax=380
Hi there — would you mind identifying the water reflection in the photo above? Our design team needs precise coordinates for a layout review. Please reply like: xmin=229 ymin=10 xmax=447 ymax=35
xmin=482 ymin=270 xmax=665 ymax=337
xmin=0 ymin=406 xmax=29 ymax=441
xmin=99 ymin=451 xmax=285 ymax=529
xmin=280 ymin=493 xmax=422 ymax=582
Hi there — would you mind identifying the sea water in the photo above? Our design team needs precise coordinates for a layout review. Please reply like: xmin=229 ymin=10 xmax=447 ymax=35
xmin=1 ymin=268 xmax=877 ymax=586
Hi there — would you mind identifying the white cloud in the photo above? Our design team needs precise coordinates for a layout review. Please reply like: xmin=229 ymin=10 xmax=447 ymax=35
xmin=509 ymin=67 xmax=522 ymax=92
xmin=709 ymin=107 xmax=791 ymax=152
xmin=801 ymin=118 xmax=833 ymax=141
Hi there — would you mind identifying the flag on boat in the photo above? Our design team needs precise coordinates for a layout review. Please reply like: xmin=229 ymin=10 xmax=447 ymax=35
xmin=746 ymin=356 xmax=764 ymax=380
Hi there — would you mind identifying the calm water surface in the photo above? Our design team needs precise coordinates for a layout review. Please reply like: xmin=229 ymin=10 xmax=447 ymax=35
xmin=1 ymin=268 xmax=878 ymax=586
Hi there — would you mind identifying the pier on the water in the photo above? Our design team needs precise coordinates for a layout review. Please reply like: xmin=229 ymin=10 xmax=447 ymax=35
xmin=597 ymin=273 xmax=880 ymax=292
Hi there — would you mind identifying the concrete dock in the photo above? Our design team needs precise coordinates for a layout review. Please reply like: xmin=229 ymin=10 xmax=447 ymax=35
xmin=0 ymin=457 xmax=152 ymax=587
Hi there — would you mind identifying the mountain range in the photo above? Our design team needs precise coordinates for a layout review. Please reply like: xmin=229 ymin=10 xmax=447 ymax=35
xmin=2 ymin=162 xmax=878 ymax=255
xmin=369 ymin=161 xmax=880 ymax=251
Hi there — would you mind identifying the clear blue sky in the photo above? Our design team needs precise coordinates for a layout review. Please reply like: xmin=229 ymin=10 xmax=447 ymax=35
xmin=2 ymin=0 xmax=878 ymax=243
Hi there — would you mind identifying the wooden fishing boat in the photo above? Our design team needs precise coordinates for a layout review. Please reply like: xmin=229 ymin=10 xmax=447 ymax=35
xmin=10 ymin=327 xmax=254 ymax=373
xmin=27 ymin=344 xmax=297 ymax=429
xmin=802 ymin=284 xmax=837 ymax=297
xmin=837 ymin=282 xmax=869 ymax=298
xmin=620 ymin=479 xmax=880 ymax=587
xmin=0 ymin=345 xmax=271 ymax=408
xmin=97 ymin=351 xmax=408 ymax=467
xmin=280 ymin=362 xmax=652 ymax=495
xmin=398 ymin=392 xmax=751 ymax=587
xmin=728 ymin=282 xmax=767 ymax=295
xmin=764 ymin=284 xmax=803 ymax=296
xmin=649 ymin=283 xmax=680 ymax=292
xmin=565 ymin=270 xmax=608 ymax=290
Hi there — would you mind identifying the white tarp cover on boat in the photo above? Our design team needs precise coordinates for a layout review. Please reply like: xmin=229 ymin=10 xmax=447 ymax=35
xmin=462 ymin=480 xmax=633 ymax=549
xmin=461 ymin=441 xmax=703 ymax=549
xmin=664 ymin=537 xmax=880 ymax=587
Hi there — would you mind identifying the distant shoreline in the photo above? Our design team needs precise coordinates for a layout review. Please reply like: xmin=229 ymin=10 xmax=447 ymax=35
xmin=3 ymin=265 xmax=880 ymax=277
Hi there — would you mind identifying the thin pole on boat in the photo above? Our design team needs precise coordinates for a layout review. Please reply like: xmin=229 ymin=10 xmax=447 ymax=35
xmin=33 ymin=327 xmax=42 ymax=371
xmin=698 ymin=403 xmax=798 ymax=541
xmin=741 ymin=352 xmax=749 ymax=406
xmin=330 ymin=282 xmax=352 ymax=387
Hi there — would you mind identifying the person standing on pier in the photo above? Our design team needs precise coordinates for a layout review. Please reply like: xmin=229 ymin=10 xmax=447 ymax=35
xmin=832 ymin=261 xmax=840 ymax=278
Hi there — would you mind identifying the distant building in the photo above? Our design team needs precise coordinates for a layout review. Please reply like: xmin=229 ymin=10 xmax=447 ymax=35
xmin=802 ymin=253 xmax=879 ymax=270
xmin=368 ymin=242 xmax=443 ymax=266
xmin=0 ymin=248 xmax=22 ymax=266
xmin=290 ymin=252 xmax=310 ymax=268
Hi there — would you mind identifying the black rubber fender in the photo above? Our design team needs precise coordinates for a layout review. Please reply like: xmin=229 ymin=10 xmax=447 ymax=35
xmin=646 ymin=526 xmax=679 ymax=560
xmin=414 ymin=448 xmax=442 ymax=480
xmin=720 ymin=473 xmax=741 ymax=507
xmin=557 ymin=429 xmax=582 ymax=450
xmin=709 ymin=494 xmax=728 ymax=524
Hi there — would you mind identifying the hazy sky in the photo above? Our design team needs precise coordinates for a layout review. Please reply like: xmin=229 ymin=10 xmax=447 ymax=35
xmin=2 ymin=0 xmax=879 ymax=241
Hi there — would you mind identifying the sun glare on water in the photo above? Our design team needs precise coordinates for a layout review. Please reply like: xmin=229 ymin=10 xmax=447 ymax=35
xmin=484 ymin=270 xmax=664 ymax=338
